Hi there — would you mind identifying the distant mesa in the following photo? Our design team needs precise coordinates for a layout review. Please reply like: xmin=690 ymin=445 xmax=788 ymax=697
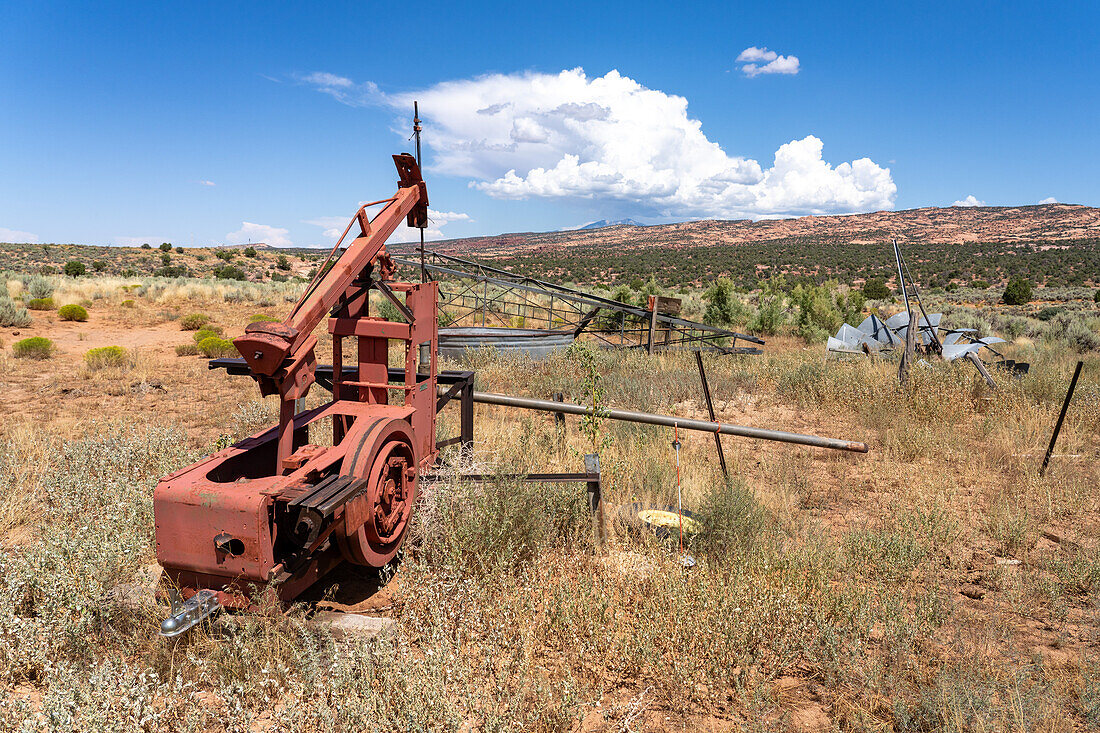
xmin=432 ymin=203 xmax=1100 ymax=259
xmin=218 ymin=242 xmax=275 ymax=250
xmin=578 ymin=219 xmax=643 ymax=230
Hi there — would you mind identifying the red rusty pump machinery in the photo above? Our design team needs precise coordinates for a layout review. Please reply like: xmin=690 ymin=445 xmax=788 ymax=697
xmin=155 ymin=154 xmax=436 ymax=631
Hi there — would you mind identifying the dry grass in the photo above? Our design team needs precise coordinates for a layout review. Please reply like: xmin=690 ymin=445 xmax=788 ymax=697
xmin=0 ymin=276 xmax=1097 ymax=730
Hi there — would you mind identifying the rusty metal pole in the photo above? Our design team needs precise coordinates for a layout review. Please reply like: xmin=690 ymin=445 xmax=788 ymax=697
xmin=1040 ymin=361 xmax=1084 ymax=477
xmin=966 ymin=351 xmax=998 ymax=391
xmin=468 ymin=390 xmax=869 ymax=453
xmin=695 ymin=351 xmax=728 ymax=477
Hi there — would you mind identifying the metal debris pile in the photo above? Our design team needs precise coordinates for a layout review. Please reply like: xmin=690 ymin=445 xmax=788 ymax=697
xmin=826 ymin=239 xmax=1029 ymax=387
xmin=827 ymin=311 xmax=1010 ymax=363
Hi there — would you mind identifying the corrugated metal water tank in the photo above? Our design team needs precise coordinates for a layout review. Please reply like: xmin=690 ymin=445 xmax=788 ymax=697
xmin=437 ymin=327 xmax=574 ymax=360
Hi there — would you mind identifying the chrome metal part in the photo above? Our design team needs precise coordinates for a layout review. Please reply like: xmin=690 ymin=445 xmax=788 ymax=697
xmin=160 ymin=589 xmax=220 ymax=638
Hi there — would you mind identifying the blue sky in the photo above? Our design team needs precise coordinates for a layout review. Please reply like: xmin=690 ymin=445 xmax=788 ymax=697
xmin=1 ymin=1 xmax=1097 ymax=247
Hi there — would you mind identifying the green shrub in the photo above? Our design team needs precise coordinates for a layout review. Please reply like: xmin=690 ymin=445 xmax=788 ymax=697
xmin=58 ymin=304 xmax=88 ymax=322
xmin=139 ymin=243 xmax=151 ymax=249
xmin=38 ymin=264 xmax=57 ymax=275
xmin=154 ymin=265 xmax=190 ymax=278
xmin=197 ymin=336 xmax=237 ymax=358
xmin=0 ymin=297 xmax=32 ymax=327
xmin=862 ymin=277 xmax=891 ymax=299
xmin=84 ymin=345 xmax=128 ymax=369
xmin=243 ymin=246 xmax=257 ymax=258
xmin=249 ymin=314 xmax=279 ymax=323
xmin=1095 ymin=289 xmax=1100 ymax=303
xmin=12 ymin=336 xmax=53 ymax=359
xmin=63 ymin=260 xmax=86 ymax=277
xmin=26 ymin=297 xmax=54 ymax=310
xmin=92 ymin=260 xmax=107 ymax=272
xmin=179 ymin=313 xmax=210 ymax=330
xmin=790 ymin=281 xmax=858 ymax=342
xmin=160 ymin=252 xmax=171 ymax=266
xmin=25 ymin=275 xmax=53 ymax=299
xmin=159 ymin=242 xmax=172 ymax=252
xmin=1002 ymin=276 xmax=1033 ymax=305
xmin=121 ymin=299 xmax=135 ymax=308
xmin=748 ymin=278 xmax=786 ymax=335
xmin=1035 ymin=306 xmax=1064 ymax=321
xmin=703 ymin=278 xmax=750 ymax=327
xmin=174 ymin=246 xmax=183 ymax=254
xmin=376 ymin=299 xmax=401 ymax=322
xmin=192 ymin=325 xmax=224 ymax=343
xmin=749 ymin=297 xmax=784 ymax=335
xmin=973 ymin=279 xmax=990 ymax=289
xmin=276 ymin=255 xmax=290 ymax=271
xmin=175 ymin=343 xmax=199 ymax=356
xmin=213 ymin=265 xmax=246 ymax=280
xmin=694 ymin=478 xmax=772 ymax=559
xmin=1064 ymin=318 xmax=1100 ymax=352
xmin=215 ymin=250 xmax=235 ymax=261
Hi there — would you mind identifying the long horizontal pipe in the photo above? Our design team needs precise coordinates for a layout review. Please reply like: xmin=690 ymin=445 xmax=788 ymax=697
xmin=468 ymin=391 xmax=869 ymax=453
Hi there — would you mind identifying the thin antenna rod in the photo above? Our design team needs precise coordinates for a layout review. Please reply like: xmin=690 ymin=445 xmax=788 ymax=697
xmin=414 ymin=101 xmax=426 ymax=283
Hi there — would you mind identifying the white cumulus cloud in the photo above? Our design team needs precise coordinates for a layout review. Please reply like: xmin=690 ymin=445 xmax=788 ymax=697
xmin=0 ymin=227 xmax=38 ymax=243
xmin=198 ymin=180 xmax=216 ymax=187
xmin=301 ymin=67 xmax=894 ymax=219
xmin=951 ymin=195 xmax=986 ymax=207
xmin=737 ymin=47 xmax=800 ymax=77
xmin=225 ymin=222 xmax=292 ymax=247
xmin=1038 ymin=196 xmax=1058 ymax=204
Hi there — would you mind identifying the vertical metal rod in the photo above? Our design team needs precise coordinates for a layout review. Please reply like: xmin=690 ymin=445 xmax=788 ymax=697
xmin=695 ymin=351 xmax=728 ymax=477
xmin=673 ymin=427 xmax=683 ymax=557
xmin=894 ymin=239 xmax=916 ymax=386
xmin=899 ymin=249 xmax=944 ymax=353
xmin=647 ymin=301 xmax=658 ymax=354
xmin=892 ymin=238 xmax=911 ymax=317
xmin=413 ymin=101 xmax=426 ymax=284
xmin=460 ymin=376 xmax=475 ymax=451
xmin=1040 ymin=361 xmax=1084 ymax=477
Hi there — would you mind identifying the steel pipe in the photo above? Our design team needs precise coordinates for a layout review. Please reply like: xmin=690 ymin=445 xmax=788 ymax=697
xmin=467 ymin=391 xmax=869 ymax=453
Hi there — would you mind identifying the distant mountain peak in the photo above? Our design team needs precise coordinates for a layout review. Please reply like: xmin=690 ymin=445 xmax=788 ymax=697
xmin=578 ymin=218 xmax=643 ymax=230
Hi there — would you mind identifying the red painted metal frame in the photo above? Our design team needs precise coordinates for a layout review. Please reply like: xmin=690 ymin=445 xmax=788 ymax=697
xmin=154 ymin=155 xmax=437 ymax=609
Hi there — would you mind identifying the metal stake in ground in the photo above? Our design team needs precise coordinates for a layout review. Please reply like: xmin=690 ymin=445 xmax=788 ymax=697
xmin=1040 ymin=360 xmax=1084 ymax=477
xmin=695 ymin=351 xmax=728 ymax=477
xmin=672 ymin=426 xmax=695 ymax=569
